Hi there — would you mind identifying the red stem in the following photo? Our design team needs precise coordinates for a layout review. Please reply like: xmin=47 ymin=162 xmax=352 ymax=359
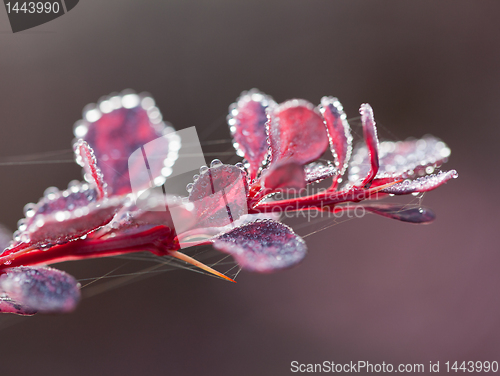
xmin=248 ymin=187 xmax=366 ymax=213
xmin=0 ymin=226 xmax=176 ymax=272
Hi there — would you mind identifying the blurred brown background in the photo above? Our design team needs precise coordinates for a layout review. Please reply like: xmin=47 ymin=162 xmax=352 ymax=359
xmin=1 ymin=1 xmax=499 ymax=375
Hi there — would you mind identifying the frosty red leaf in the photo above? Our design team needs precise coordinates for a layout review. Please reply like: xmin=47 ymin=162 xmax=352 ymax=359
xmin=318 ymin=96 xmax=352 ymax=189
xmin=380 ymin=170 xmax=458 ymax=195
xmin=267 ymin=100 xmax=329 ymax=166
xmin=2 ymin=182 xmax=122 ymax=259
xmin=0 ymin=266 xmax=80 ymax=314
xmin=75 ymin=92 xmax=174 ymax=196
xmin=358 ymin=103 xmax=380 ymax=188
xmin=348 ymin=136 xmax=451 ymax=187
xmin=103 ymin=192 xmax=196 ymax=237
xmin=228 ymin=89 xmax=275 ymax=181
xmin=74 ymin=139 xmax=107 ymax=200
xmin=213 ymin=220 xmax=307 ymax=273
xmin=188 ymin=162 xmax=248 ymax=229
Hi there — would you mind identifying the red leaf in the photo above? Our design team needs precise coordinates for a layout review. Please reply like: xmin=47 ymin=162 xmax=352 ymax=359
xmin=188 ymin=163 xmax=249 ymax=229
xmin=73 ymin=139 xmax=107 ymax=199
xmin=5 ymin=182 xmax=122 ymax=255
xmin=228 ymin=89 xmax=276 ymax=181
xmin=103 ymin=192 xmax=197 ymax=237
xmin=364 ymin=204 xmax=436 ymax=224
xmin=213 ymin=220 xmax=307 ymax=273
xmin=267 ymin=100 xmax=329 ymax=166
xmin=0 ymin=266 xmax=80 ymax=314
xmin=262 ymin=159 xmax=306 ymax=191
xmin=380 ymin=170 xmax=458 ymax=195
xmin=74 ymin=91 xmax=176 ymax=196
xmin=359 ymin=103 xmax=380 ymax=187
xmin=318 ymin=97 xmax=352 ymax=188
xmin=304 ymin=161 xmax=337 ymax=184
xmin=349 ymin=136 xmax=452 ymax=185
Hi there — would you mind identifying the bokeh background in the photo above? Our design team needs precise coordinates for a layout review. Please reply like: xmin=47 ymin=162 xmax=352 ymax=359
xmin=1 ymin=1 xmax=499 ymax=375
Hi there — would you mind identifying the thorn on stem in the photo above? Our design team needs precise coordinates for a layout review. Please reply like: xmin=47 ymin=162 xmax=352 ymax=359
xmin=169 ymin=250 xmax=236 ymax=283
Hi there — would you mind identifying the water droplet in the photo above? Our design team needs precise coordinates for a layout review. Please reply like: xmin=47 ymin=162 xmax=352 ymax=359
xmin=23 ymin=203 xmax=36 ymax=218
xmin=55 ymin=211 xmax=66 ymax=222
xmin=4 ymin=260 xmax=12 ymax=265
xmin=192 ymin=174 xmax=199 ymax=182
xmin=200 ymin=166 xmax=209 ymax=174
xmin=186 ymin=183 xmax=194 ymax=193
xmin=13 ymin=230 xmax=21 ymax=242
xmin=44 ymin=186 xmax=59 ymax=196
xmin=211 ymin=159 xmax=222 ymax=168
